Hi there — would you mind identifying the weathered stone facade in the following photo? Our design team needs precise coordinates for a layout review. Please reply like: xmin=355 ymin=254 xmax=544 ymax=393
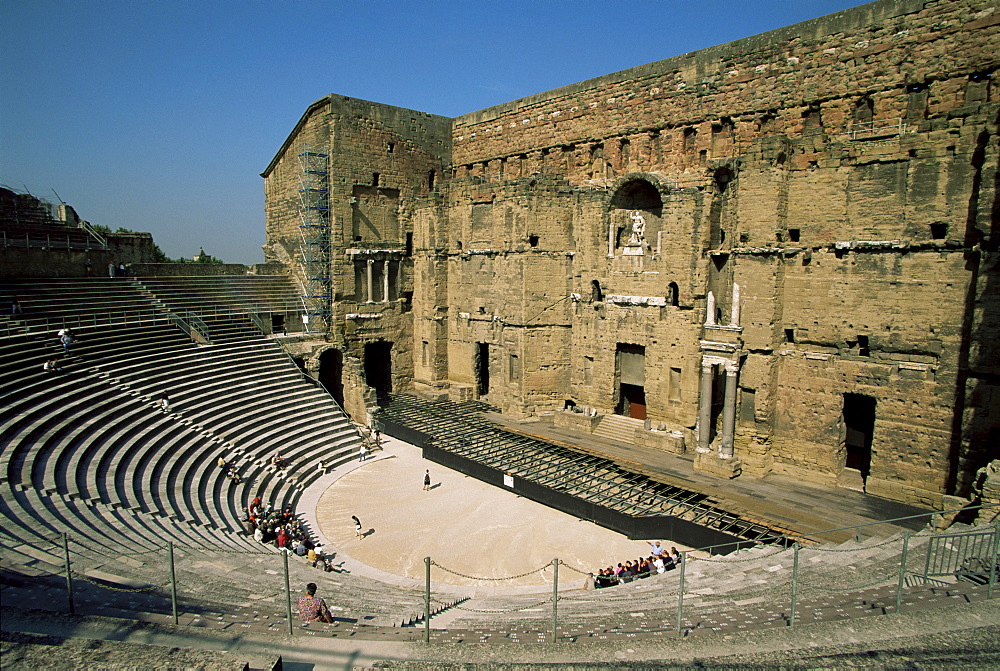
xmin=262 ymin=0 xmax=1000 ymax=507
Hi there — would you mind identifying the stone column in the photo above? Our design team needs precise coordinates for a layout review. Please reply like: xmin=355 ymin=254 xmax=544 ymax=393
xmin=705 ymin=292 xmax=716 ymax=326
xmin=366 ymin=259 xmax=374 ymax=303
xmin=730 ymin=283 xmax=741 ymax=327
xmin=719 ymin=362 xmax=739 ymax=459
xmin=608 ymin=220 xmax=615 ymax=258
xmin=382 ymin=260 xmax=390 ymax=302
xmin=696 ymin=359 xmax=714 ymax=453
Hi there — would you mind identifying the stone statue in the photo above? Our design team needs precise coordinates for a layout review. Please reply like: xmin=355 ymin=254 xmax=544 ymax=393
xmin=628 ymin=210 xmax=646 ymax=245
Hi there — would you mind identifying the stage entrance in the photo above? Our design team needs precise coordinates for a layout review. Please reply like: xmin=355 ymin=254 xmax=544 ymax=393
xmin=615 ymin=344 xmax=646 ymax=420
xmin=474 ymin=342 xmax=489 ymax=397
xmin=364 ymin=341 xmax=393 ymax=405
xmin=843 ymin=393 xmax=876 ymax=486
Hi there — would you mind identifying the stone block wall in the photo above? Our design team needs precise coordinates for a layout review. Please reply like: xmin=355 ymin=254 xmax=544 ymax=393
xmin=263 ymin=0 xmax=1000 ymax=506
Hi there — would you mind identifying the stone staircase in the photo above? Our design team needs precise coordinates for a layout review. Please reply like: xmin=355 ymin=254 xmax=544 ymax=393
xmin=592 ymin=414 xmax=645 ymax=442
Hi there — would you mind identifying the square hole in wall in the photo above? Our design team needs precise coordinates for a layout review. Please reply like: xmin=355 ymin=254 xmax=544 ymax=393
xmin=788 ymin=228 xmax=800 ymax=242
xmin=930 ymin=223 xmax=947 ymax=240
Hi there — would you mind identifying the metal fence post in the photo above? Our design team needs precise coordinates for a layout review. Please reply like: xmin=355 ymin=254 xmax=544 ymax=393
xmin=551 ymin=558 xmax=559 ymax=643
xmin=895 ymin=532 xmax=911 ymax=613
xmin=168 ymin=541 xmax=178 ymax=625
xmin=789 ymin=543 xmax=800 ymax=627
xmin=989 ymin=521 xmax=1000 ymax=601
xmin=63 ymin=533 xmax=75 ymax=615
xmin=675 ymin=551 xmax=687 ymax=637
xmin=283 ymin=550 xmax=293 ymax=635
xmin=424 ymin=556 xmax=431 ymax=643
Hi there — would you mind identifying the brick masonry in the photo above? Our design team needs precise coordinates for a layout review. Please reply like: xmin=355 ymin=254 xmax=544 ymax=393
xmin=262 ymin=0 xmax=1000 ymax=507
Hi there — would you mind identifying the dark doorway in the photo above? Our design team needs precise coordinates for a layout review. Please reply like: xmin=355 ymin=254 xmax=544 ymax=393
xmin=364 ymin=341 xmax=393 ymax=405
xmin=843 ymin=393 xmax=876 ymax=478
xmin=318 ymin=348 xmax=345 ymax=408
xmin=615 ymin=344 xmax=646 ymax=419
xmin=271 ymin=313 xmax=286 ymax=335
xmin=474 ymin=342 xmax=489 ymax=396
xmin=618 ymin=383 xmax=647 ymax=420
xmin=709 ymin=365 xmax=726 ymax=444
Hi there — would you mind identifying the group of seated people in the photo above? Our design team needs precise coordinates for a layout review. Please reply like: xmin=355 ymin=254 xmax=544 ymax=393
xmin=592 ymin=541 xmax=682 ymax=588
xmin=217 ymin=456 xmax=241 ymax=482
xmin=246 ymin=496 xmax=337 ymax=572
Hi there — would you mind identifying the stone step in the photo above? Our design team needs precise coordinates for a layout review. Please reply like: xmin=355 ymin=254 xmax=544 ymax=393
xmin=592 ymin=414 xmax=644 ymax=442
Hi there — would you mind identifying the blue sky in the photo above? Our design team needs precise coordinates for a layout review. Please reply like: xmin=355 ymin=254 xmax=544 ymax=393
xmin=2 ymin=0 xmax=866 ymax=264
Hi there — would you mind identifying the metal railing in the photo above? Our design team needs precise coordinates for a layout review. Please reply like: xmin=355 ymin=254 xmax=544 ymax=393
xmin=248 ymin=311 xmax=268 ymax=336
xmin=80 ymin=221 xmax=108 ymax=248
xmin=923 ymin=527 xmax=998 ymax=579
xmin=0 ymin=498 xmax=996 ymax=643
xmin=0 ymin=309 xmax=169 ymax=338
xmin=0 ymin=302 xmax=305 ymax=340
xmin=841 ymin=117 xmax=911 ymax=140
xmin=170 ymin=312 xmax=211 ymax=345
xmin=0 ymin=230 xmax=104 ymax=251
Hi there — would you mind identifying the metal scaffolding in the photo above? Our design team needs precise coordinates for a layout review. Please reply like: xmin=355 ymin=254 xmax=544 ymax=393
xmin=297 ymin=149 xmax=332 ymax=332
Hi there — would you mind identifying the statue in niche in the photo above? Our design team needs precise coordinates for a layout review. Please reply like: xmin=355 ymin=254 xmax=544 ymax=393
xmin=628 ymin=210 xmax=646 ymax=246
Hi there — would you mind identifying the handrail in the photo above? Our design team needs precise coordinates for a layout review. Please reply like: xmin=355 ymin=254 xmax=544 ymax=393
xmin=80 ymin=221 xmax=108 ymax=248
xmin=270 ymin=338 xmax=367 ymax=443
xmin=184 ymin=313 xmax=212 ymax=344
xmin=0 ymin=309 xmax=171 ymax=338
xmin=247 ymin=311 xmax=268 ymax=336
xmin=783 ymin=501 xmax=1000 ymax=545
xmin=169 ymin=312 xmax=211 ymax=345
xmin=0 ymin=300 xmax=304 ymax=340
xmin=695 ymin=501 xmax=1000 ymax=556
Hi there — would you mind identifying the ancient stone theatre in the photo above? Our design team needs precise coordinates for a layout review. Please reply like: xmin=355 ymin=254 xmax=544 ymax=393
xmin=261 ymin=0 xmax=1000 ymax=509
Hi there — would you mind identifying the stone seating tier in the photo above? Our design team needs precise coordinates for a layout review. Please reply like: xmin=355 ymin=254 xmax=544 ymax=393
xmin=1 ymin=278 xmax=170 ymax=332
xmin=133 ymin=276 xmax=302 ymax=318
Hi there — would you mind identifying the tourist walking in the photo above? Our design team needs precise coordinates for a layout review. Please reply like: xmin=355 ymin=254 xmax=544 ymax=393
xmin=352 ymin=515 xmax=362 ymax=539
xmin=423 ymin=469 xmax=431 ymax=491
xmin=58 ymin=328 xmax=74 ymax=355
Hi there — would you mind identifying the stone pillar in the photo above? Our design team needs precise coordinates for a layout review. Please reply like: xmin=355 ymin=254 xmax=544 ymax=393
xmin=382 ymin=260 xmax=390 ymax=302
xmin=730 ymin=283 xmax=741 ymax=326
xmin=706 ymin=292 xmax=716 ymax=326
xmin=696 ymin=359 xmax=714 ymax=453
xmin=366 ymin=259 xmax=374 ymax=303
xmin=719 ymin=362 xmax=739 ymax=459
xmin=608 ymin=220 xmax=615 ymax=258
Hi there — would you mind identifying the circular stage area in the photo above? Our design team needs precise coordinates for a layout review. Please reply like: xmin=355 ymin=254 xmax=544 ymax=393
xmin=315 ymin=436 xmax=680 ymax=590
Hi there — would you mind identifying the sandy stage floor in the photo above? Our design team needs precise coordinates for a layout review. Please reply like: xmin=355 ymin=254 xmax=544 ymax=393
xmin=315 ymin=436 xmax=685 ymax=589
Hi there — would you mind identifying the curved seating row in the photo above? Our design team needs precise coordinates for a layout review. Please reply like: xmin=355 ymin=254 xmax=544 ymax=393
xmin=134 ymin=275 xmax=302 ymax=317
xmin=1 ymin=278 xmax=168 ymax=335
xmin=0 ymin=276 xmax=454 ymax=626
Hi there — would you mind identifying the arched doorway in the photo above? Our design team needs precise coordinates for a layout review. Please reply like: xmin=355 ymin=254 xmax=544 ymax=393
xmin=318 ymin=348 xmax=345 ymax=407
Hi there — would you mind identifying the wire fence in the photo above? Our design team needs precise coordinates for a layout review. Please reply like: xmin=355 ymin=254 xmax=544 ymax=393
xmin=1 ymin=510 xmax=997 ymax=643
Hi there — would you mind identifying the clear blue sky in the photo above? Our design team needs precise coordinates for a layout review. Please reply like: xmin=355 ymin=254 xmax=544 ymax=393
xmin=2 ymin=0 xmax=866 ymax=264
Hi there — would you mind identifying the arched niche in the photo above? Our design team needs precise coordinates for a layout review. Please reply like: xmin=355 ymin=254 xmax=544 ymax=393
xmin=607 ymin=175 xmax=665 ymax=254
